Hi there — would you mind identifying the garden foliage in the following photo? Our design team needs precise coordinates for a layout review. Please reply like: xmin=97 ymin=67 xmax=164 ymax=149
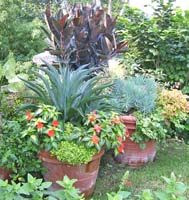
xmin=118 ymin=0 xmax=189 ymax=93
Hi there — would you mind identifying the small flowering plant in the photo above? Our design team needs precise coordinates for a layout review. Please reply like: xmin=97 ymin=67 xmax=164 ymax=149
xmin=79 ymin=111 xmax=126 ymax=154
xmin=22 ymin=104 xmax=63 ymax=151
xmin=22 ymin=104 xmax=126 ymax=161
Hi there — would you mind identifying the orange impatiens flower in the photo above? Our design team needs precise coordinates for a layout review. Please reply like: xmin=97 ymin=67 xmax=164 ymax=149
xmin=125 ymin=180 xmax=132 ymax=187
xmin=52 ymin=120 xmax=59 ymax=127
xmin=94 ymin=124 xmax=101 ymax=134
xmin=117 ymin=136 xmax=123 ymax=143
xmin=113 ymin=117 xmax=120 ymax=124
xmin=88 ymin=111 xmax=97 ymax=123
xmin=26 ymin=111 xmax=32 ymax=121
xmin=125 ymin=129 xmax=130 ymax=137
xmin=92 ymin=134 xmax=99 ymax=144
xmin=37 ymin=121 xmax=44 ymax=129
xmin=47 ymin=129 xmax=55 ymax=137
xmin=118 ymin=143 xmax=124 ymax=153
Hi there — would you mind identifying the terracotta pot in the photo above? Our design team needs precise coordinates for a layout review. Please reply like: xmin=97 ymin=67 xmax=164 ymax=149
xmin=38 ymin=148 xmax=104 ymax=198
xmin=0 ymin=168 xmax=12 ymax=180
xmin=116 ymin=115 xmax=156 ymax=167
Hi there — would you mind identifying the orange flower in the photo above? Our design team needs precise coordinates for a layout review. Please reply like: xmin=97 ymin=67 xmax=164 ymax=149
xmin=47 ymin=129 xmax=55 ymax=137
xmin=94 ymin=124 xmax=101 ymax=134
xmin=118 ymin=143 xmax=124 ymax=153
xmin=88 ymin=111 xmax=97 ymax=123
xmin=117 ymin=136 xmax=123 ymax=143
xmin=37 ymin=122 xmax=44 ymax=129
xmin=92 ymin=135 xmax=99 ymax=144
xmin=113 ymin=117 xmax=120 ymax=124
xmin=26 ymin=111 xmax=32 ymax=121
xmin=125 ymin=180 xmax=132 ymax=186
xmin=52 ymin=120 xmax=59 ymax=127
xmin=125 ymin=129 xmax=130 ymax=137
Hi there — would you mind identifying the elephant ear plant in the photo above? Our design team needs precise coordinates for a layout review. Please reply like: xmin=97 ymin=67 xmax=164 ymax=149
xmin=43 ymin=4 xmax=128 ymax=69
xmin=20 ymin=62 xmax=112 ymax=124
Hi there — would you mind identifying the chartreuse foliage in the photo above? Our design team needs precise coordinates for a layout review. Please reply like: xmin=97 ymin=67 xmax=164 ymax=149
xmin=21 ymin=62 xmax=112 ymax=124
xmin=157 ymin=89 xmax=189 ymax=142
xmin=51 ymin=141 xmax=97 ymax=165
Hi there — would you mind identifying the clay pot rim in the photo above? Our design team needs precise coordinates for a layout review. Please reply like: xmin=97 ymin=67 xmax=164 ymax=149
xmin=120 ymin=115 xmax=136 ymax=124
xmin=38 ymin=148 xmax=105 ymax=166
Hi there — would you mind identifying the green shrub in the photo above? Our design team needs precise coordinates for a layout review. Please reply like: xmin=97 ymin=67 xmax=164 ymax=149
xmin=118 ymin=1 xmax=189 ymax=94
xmin=0 ymin=119 xmax=42 ymax=180
xmin=51 ymin=141 xmax=97 ymax=165
xmin=0 ymin=0 xmax=45 ymax=60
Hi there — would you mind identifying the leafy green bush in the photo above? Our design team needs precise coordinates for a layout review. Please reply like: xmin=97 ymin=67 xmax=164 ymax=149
xmin=132 ymin=109 xmax=167 ymax=144
xmin=157 ymin=89 xmax=189 ymax=142
xmin=0 ymin=0 xmax=45 ymax=60
xmin=0 ymin=119 xmax=42 ymax=180
xmin=118 ymin=1 xmax=189 ymax=94
xmin=51 ymin=141 xmax=97 ymax=165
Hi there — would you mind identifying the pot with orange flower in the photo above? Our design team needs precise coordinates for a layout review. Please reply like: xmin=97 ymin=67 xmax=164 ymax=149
xmin=110 ymin=76 xmax=168 ymax=167
xmin=116 ymin=109 xmax=167 ymax=167
xmin=22 ymin=104 xmax=126 ymax=198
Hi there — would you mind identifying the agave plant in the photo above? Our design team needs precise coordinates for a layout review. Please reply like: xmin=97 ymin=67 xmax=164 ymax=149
xmin=21 ymin=62 xmax=112 ymax=123
xmin=43 ymin=3 xmax=128 ymax=69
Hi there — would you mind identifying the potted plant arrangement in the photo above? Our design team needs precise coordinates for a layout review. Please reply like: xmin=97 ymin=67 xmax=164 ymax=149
xmin=22 ymin=104 xmax=125 ymax=198
xmin=110 ymin=75 xmax=167 ymax=167
xmin=20 ymin=62 xmax=126 ymax=198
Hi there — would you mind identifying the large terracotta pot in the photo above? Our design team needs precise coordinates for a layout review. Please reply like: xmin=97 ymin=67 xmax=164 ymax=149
xmin=38 ymin=148 xmax=104 ymax=198
xmin=0 ymin=168 xmax=12 ymax=180
xmin=116 ymin=115 xmax=156 ymax=167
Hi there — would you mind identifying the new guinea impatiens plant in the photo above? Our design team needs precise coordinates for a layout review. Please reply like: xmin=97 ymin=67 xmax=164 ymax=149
xmin=22 ymin=104 xmax=126 ymax=162
xmin=22 ymin=104 xmax=126 ymax=197
xmin=43 ymin=3 xmax=128 ymax=69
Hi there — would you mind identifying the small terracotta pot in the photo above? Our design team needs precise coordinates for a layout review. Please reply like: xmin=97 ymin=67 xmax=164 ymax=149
xmin=38 ymin=148 xmax=104 ymax=198
xmin=0 ymin=167 xmax=12 ymax=180
xmin=116 ymin=115 xmax=156 ymax=167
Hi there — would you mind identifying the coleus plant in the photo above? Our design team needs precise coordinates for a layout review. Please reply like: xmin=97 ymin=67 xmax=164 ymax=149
xmin=43 ymin=3 xmax=128 ymax=69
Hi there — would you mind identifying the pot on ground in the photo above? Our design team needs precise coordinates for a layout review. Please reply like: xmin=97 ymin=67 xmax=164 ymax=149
xmin=0 ymin=168 xmax=12 ymax=180
xmin=38 ymin=149 xmax=104 ymax=198
xmin=116 ymin=115 xmax=156 ymax=167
